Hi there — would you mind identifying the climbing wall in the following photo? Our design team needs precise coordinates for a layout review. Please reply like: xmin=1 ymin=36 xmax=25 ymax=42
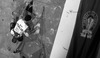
xmin=0 ymin=0 xmax=20 ymax=58
xmin=0 ymin=0 xmax=66 ymax=58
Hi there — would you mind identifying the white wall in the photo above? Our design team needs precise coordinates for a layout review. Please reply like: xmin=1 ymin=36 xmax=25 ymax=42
xmin=50 ymin=0 xmax=81 ymax=58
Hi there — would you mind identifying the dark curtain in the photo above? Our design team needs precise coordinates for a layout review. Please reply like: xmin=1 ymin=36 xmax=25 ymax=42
xmin=66 ymin=0 xmax=100 ymax=58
